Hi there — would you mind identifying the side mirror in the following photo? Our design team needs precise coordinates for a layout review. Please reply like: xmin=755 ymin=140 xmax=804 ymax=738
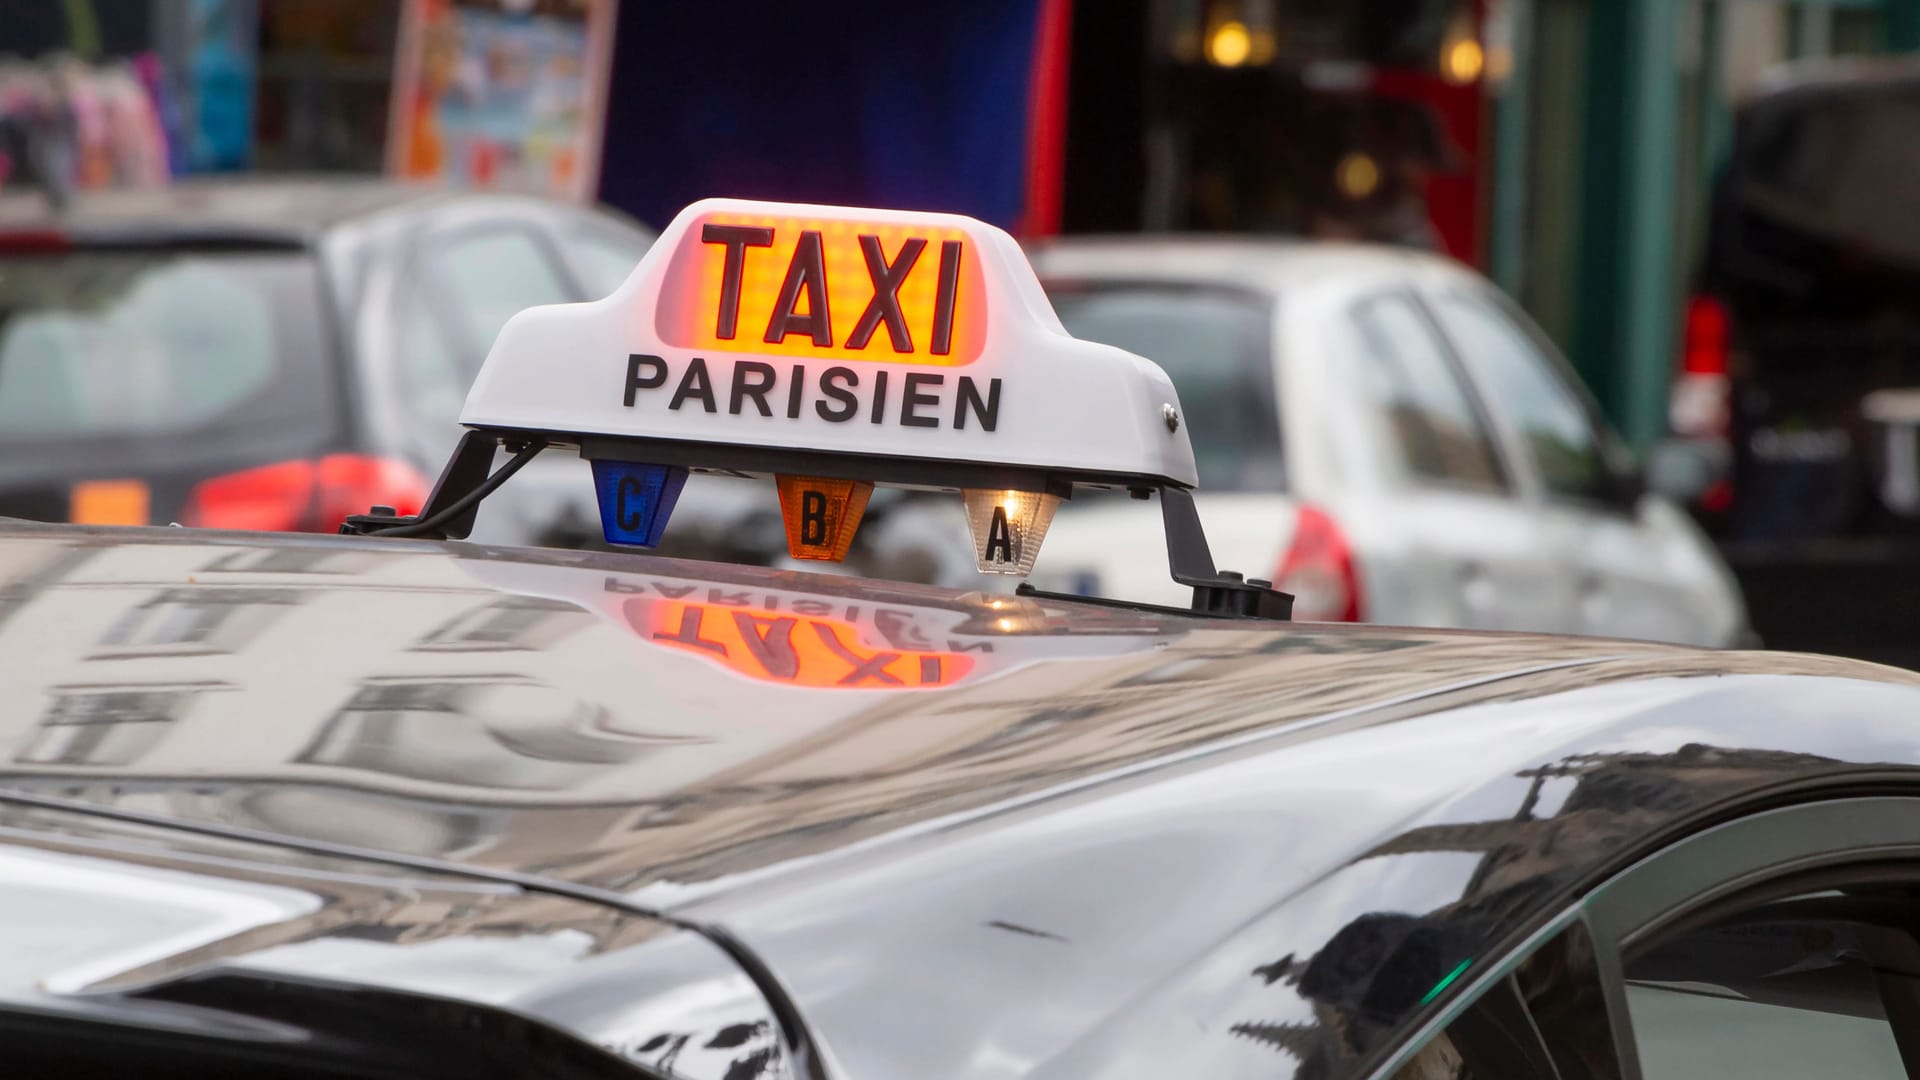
xmin=1644 ymin=438 xmax=1731 ymax=503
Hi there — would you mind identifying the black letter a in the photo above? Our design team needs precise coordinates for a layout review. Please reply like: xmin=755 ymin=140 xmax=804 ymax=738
xmin=984 ymin=506 xmax=1014 ymax=564
xmin=765 ymin=230 xmax=833 ymax=346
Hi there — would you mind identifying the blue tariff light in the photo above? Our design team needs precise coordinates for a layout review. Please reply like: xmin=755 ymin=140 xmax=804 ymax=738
xmin=591 ymin=460 xmax=688 ymax=547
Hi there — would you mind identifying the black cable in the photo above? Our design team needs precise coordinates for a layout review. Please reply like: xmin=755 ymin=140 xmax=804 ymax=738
xmin=370 ymin=439 xmax=546 ymax=538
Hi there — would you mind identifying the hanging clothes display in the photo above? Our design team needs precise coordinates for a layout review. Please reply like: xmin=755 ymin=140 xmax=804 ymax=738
xmin=0 ymin=56 xmax=177 ymax=204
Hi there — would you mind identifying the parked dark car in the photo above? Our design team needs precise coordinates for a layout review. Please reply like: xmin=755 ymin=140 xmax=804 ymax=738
xmin=1673 ymin=58 xmax=1920 ymax=666
xmin=0 ymin=178 xmax=654 ymax=544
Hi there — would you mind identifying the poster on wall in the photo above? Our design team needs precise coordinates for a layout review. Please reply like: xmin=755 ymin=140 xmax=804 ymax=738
xmin=385 ymin=0 xmax=615 ymax=200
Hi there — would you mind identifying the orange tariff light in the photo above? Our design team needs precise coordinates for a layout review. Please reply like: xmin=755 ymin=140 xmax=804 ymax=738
xmin=776 ymin=474 xmax=874 ymax=561
xmin=654 ymin=212 xmax=987 ymax=366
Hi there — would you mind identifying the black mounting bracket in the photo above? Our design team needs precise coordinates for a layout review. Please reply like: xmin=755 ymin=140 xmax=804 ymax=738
xmin=339 ymin=430 xmax=537 ymax=539
xmin=1158 ymin=486 xmax=1293 ymax=620
xmin=339 ymin=430 xmax=1293 ymax=620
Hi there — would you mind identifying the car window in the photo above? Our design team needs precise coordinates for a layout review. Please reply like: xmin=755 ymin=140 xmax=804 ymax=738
xmin=1427 ymin=293 xmax=1609 ymax=502
xmin=0 ymin=251 xmax=336 ymax=454
xmin=429 ymin=228 xmax=574 ymax=351
xmin=1624 ymin=887 xmax=1914 ymax=1078
xmin=396 ymin=301 xmax=467 ymax=428
xmin=1390 ymin=919 xmax=1623 ymax=1080
xmin=567 ymin=226 xmax=654 ymax=298
xmin=1046 ymin=282 xmax=1284 ymax=492
xmin=1351 ymin=294 xmax=1506 ymax=492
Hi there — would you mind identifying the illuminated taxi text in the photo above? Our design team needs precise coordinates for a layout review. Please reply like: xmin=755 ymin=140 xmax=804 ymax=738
xmin=654 ymin=214 xmax=987 ymax=366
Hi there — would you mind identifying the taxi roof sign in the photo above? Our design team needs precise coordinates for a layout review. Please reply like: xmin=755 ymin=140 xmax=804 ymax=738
xmin=459 ymin=198 xmax=1199 ymax=489
xmin=348 ymin=198 xmax=1289 ymax=621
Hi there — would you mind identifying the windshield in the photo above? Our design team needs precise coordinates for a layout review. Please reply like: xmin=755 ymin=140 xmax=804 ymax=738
xmin=1737 ymin=85 xmax=1920 ymax=267
xmin=1045 ymin=281 xmax=1284 ymax=492
xmin=0 ymin=250 xmax=337 ymax=461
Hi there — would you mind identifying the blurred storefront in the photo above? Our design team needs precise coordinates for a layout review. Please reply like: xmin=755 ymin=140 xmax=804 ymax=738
xmin=595 ymin=0 xmax=1065 ymax=234
xmin=2 ymin=0 xmax=394 ymax=178
xmin=8 ymin=0 xmax=1920 ymax=450
xmin=1059 ymin=0 xmax=1920 ymax=446
xmin=1495 ymin=0 xmax=1920 ymax=446
xmin=4 ymin=1 xmax=1050 ymax=225
xmin=0 ymin=0 xmax=609 ymax=197
xmin=386 ymin=0 xmax=613 ymax=199
xmin=1062 ymin=0 xmax=1492 ymax=263
xmin=251 ymin=0 xmax=398 ymax=173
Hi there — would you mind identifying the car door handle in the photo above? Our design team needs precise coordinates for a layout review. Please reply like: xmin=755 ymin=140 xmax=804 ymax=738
xmin=1577 ymin=575 xmax=1609 ymax=621
xmin=1458 ymin=562 xmax=1496 ymax=609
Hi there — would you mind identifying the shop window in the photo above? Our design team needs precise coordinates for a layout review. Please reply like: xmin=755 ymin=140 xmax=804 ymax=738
xmin=94 ymin=588 xmax=299 ymax=657
xmin=300 ymin=678 xmax=645 ymax=790
xmin=415 ymin=597 xmax=585 ymax=652
xmin=19 ymin=683 xmax=225 ymax=766
xmin=200 ymin=548 xmax=371 ymax=575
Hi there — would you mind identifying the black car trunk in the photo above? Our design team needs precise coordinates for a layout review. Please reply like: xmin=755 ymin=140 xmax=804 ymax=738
xmin=1708 ymin=64 xmax=1920 ymax=666
xmin=1713 ymin=69 xmax=1920 ymax=542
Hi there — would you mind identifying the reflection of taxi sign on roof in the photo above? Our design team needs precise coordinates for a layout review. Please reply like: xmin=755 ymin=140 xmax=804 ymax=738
xmin=637 ymin=594 xmax=977 ymax=690
xmin=456 ymin=560 xmax=1180 ymax=693
xmin=343 ymin=198 xmax=1290 ymax=620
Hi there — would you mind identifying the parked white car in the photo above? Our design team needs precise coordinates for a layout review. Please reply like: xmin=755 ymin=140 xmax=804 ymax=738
xmin=1015 ymin=238 xmax=1749 ymax=647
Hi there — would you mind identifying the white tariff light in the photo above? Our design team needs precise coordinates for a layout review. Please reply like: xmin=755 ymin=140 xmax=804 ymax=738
xmin=962 ymin=489 xmax=1061 ymax=576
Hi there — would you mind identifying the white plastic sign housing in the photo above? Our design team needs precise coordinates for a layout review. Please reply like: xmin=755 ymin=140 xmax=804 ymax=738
xmin=459 ymin=198 xmax=1199 ymax=488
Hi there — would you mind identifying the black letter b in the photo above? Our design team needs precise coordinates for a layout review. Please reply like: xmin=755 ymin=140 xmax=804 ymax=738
xmin=801 ymin=490 xmax=828 ymax=546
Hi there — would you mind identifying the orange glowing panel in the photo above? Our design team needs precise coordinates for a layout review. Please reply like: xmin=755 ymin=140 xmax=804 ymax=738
xmin=628 ymin=599 xmax=974 ymax=689
xmin=655 ymin=212 xmax=988 ymax=365
xmin=775 ymin=474 xmax=872 ymax=561
xmin=70 ymin=479 xmax=150 ymax=525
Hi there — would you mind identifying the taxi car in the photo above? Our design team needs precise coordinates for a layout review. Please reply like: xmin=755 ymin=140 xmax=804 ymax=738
xmin=7 ymin=199 xmax=1920 ymax=1080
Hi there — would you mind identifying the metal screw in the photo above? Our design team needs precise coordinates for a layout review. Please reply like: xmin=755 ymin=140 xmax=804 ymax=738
xmin=1162 ymin=403 xmax=1180 ymax=432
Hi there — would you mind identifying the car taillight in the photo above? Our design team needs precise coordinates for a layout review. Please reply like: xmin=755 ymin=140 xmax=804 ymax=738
xmin=182 ymin=455 xmax=428 ymax=533
xmin=0 ymin=230 xmax=72 ymax=253
xmin=1275 ymin=504 xmax=1362 ymax=622
xmin=315 ymin=454 xmax=433 ymax=530
xmin=1681 ymin=295 xmax=1729 ymax=376
xmin=1671 ymin=295 xmax=1732 ymax=439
